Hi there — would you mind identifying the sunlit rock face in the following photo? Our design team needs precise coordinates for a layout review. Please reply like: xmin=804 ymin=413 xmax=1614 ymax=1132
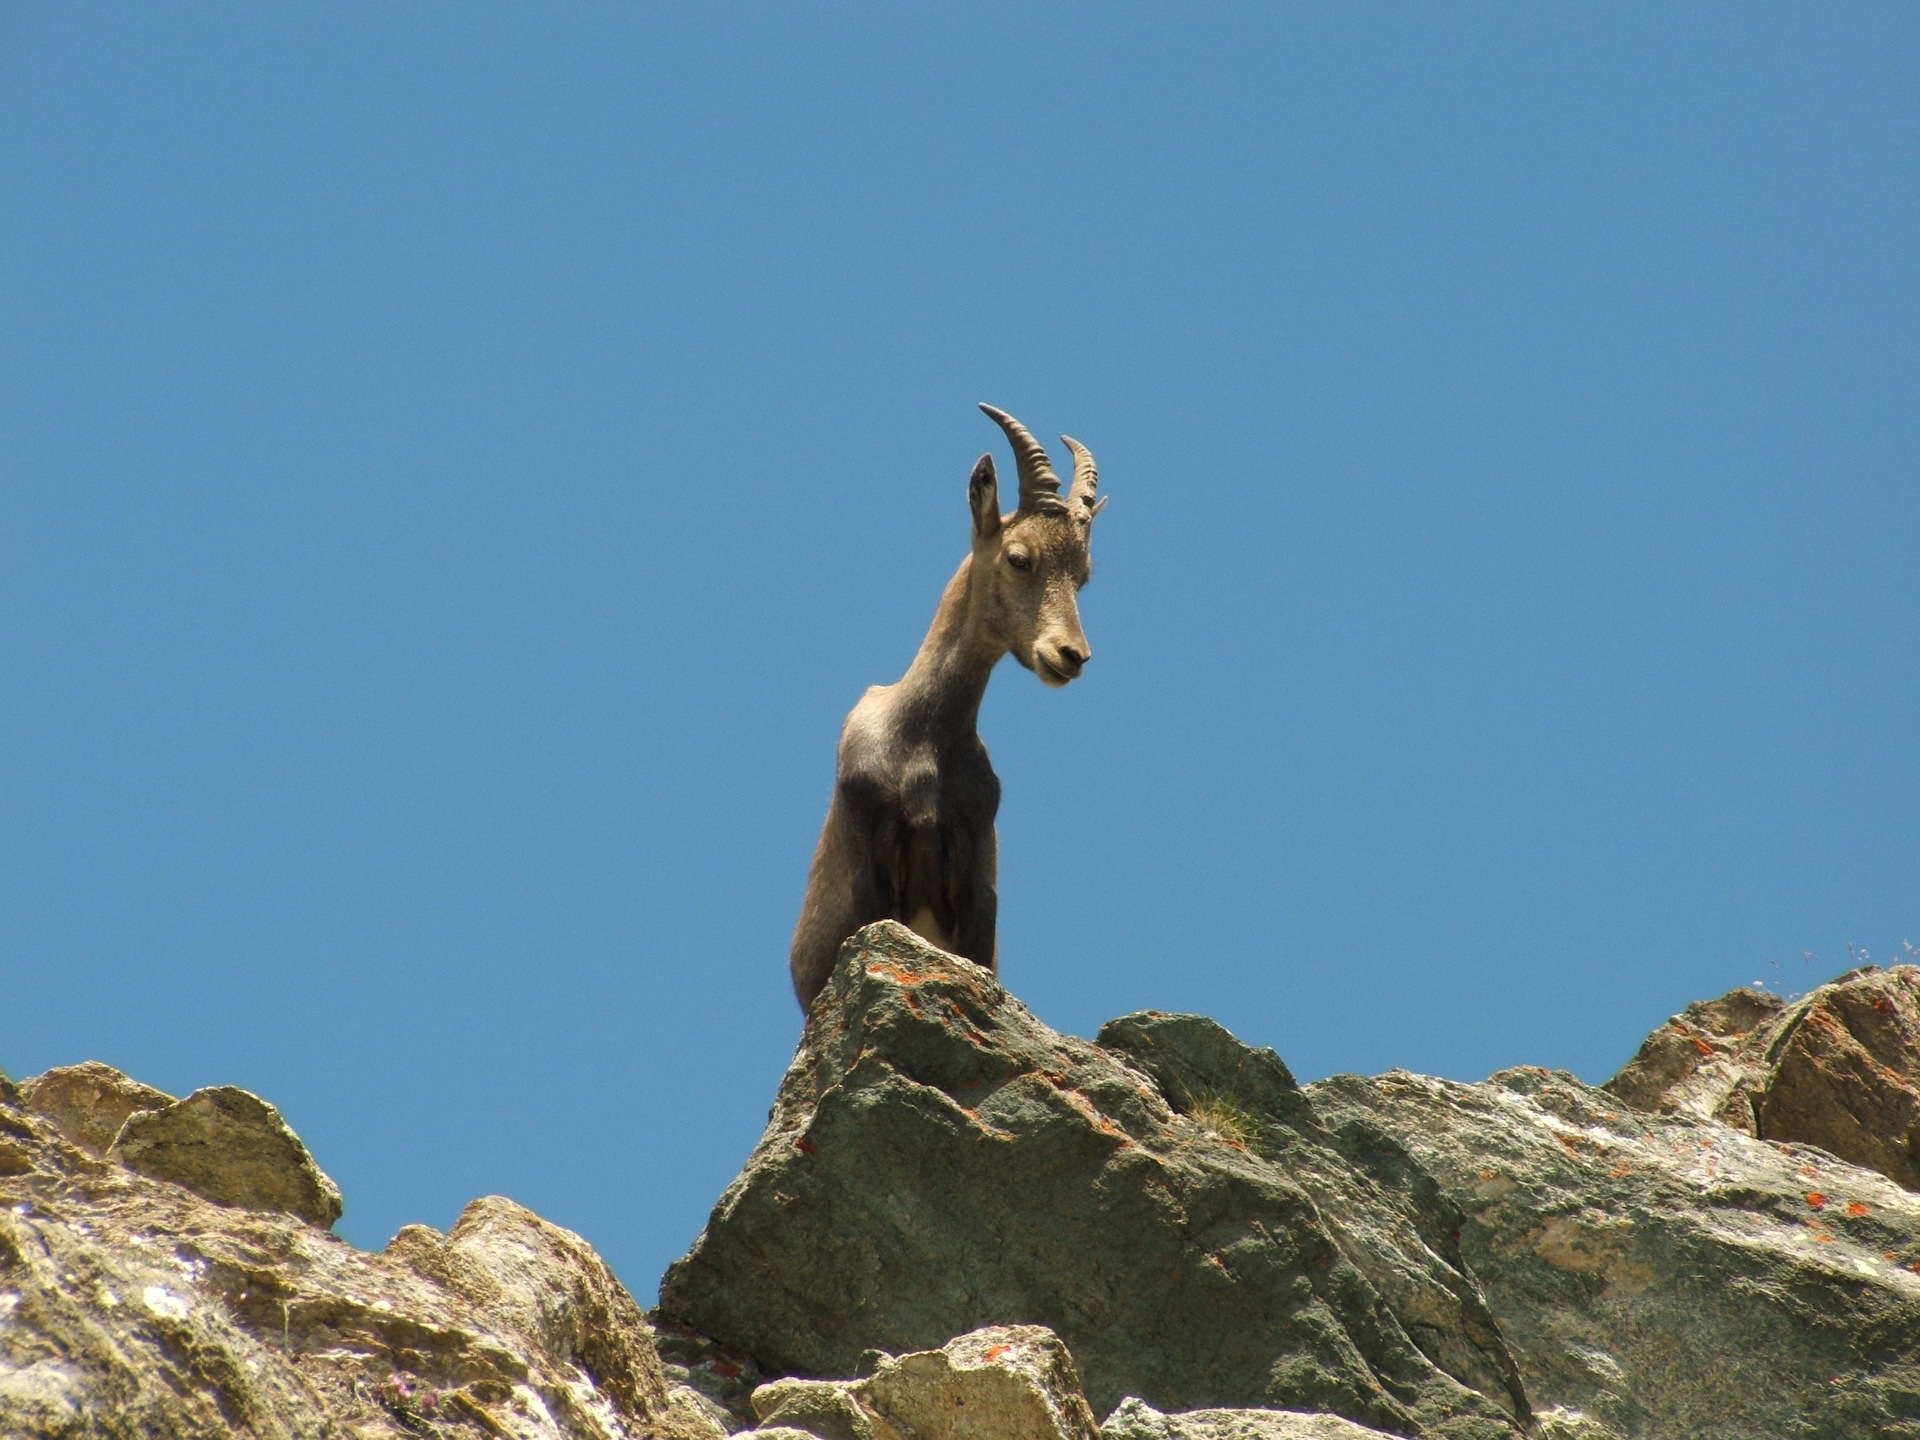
xmin=0 ymin=1064 xmax=727 ymax=1440
xmin=1607 ymin=964 xmax=1920 ymax=1191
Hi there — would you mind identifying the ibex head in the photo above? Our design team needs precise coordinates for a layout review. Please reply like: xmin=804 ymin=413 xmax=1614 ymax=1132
xmin=970 ymin=404 xmax=1107 ymax=687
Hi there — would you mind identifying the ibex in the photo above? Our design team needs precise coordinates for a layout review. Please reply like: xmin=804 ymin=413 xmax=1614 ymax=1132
xmin=789 ymin=405 xmax=1107 ymax=1011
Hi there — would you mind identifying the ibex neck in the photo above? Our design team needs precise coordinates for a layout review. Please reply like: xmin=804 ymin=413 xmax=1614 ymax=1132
xmin=894 ymin=553 xmax=1003 ymax=732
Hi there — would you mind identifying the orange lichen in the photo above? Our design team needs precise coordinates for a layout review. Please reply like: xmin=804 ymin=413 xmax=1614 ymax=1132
xmin=1806 ymin=1192 xmax=1827 ymax=1210
xmin=864 ymin=963 xmax=921 ymax=990
xmin=983 ymin=1344 xmax=1013 ymax=1361
xmin=1847 ymin=1201 xmax=1870 ymax=1217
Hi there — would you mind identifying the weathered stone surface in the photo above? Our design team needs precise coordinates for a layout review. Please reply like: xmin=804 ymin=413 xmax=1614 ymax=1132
xmin=662 ymin=922 xmax=1524 ymax=1437
xmin=1313 ymin=1064 xmax=1920 ymax=1438
xmin=1606 ymin=966 xmax=1920 ymax=1191
xmin=652 ymin=1311 xmax=769 ymax=1431
xmin=0 ymin=1066 xmax=723 ymax=1439
xmin=745 ymin=1325 xmax=1097 ymax=1440
xmin=1103 ymin=1396 xmax=1399 ymax=1438
xmin=19 ymin=1062 xmax=174 ymax=1159
xmin=106 ymin=1085 xmax=345 ymax=1228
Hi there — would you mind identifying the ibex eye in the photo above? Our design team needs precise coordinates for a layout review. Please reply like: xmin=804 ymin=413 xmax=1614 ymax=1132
xmin=1007 ymin=550 xmax=1032 ymax=571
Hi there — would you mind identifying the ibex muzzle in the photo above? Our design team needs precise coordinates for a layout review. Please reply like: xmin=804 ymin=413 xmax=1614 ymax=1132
xmin=788 ymin=405 xmax=1107 ymax=1011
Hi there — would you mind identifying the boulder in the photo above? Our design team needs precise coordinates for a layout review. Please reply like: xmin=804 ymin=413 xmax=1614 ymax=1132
xmin=746 ymin=1325 xmax=1098 ymax=1440
xmin=1606 ymin=965 xmax=1920 ymax=1189
xmin=665 ymin=926 xmax=1920 ymax=1439
xmin=107 ymin=1085 xmax=345 ymax=1228
xmin=1103 ymin=1397 xmax=1401 ymax=1438
xmin=1312 ymin=1064 xmax=1920 ymax=1438
xmin=662 ymin=923 xmax=1525 ymax=1437
xmin=0 ymin=1065 xmax=724 ymax=1439
xmin=19 ymin=1061 xmax=174 ymax=1158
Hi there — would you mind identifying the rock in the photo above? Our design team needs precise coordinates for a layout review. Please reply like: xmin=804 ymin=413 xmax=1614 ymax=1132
xmin=662 ymin=922 xmax=1524 ymax=1437
xmin=752 ymin=1377 xmax=885 ymax=1439
xmin=1606 ymin=965 xmax=1920 ymax=1189
xmin=651 ymin=1310 xmax=769 ymax=1430
xmin=858 ymin=1325 xmax=1099 ymax=1440
xmin=106 ymin=1085 xmax=345 ymax=1228
xmin=1311 ymin=1064 xmax=1920 ymax=1438
xmin=0 ymin=1066 xmax=724 ymax=1439
xmin=746 ymin=1325 xmax=1098 ymax=1440
xmin=19 ymin=1061 xmax=175 ymax=1158
xmin=1102 ymin=1396 xmax=1400 ymax=1438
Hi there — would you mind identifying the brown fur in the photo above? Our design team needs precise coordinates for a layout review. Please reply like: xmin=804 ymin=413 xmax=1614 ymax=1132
xmin=789 ymin=406 xmax=1105 ymax=1011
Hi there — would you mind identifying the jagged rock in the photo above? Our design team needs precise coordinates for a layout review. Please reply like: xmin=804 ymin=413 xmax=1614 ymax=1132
xmin=1312 ymin=1064 xmax=1920 ymax=1438
xmin=651 ymin=1311 xmax=769 ymax=1430
xmin=662 ymin=922 xmax=1525 ymax=1437
xmin=0 ymin=1066 xmax=724 ymax=1439
xmin=1103 ymin=1396 xmax=1400 ymax=1438
xmin=19 ymin=1062 xmax=174 ymax=1159
xmin=105 ymin=1085 xmax=345 ymax=1229
xmin=1606 ymin=965 xmax=1920 ymax=1190
xmin=746 ymin=1325 xmax=1098 ymax=1440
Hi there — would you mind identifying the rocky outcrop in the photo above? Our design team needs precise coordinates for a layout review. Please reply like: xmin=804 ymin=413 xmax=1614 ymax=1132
xmin=16 ymin=944 xmax=1920 ymax=1440
xmin=1605 ymin=965 xmax=1920 ymax=1192
xmin=18 ymin=1062 xmax=174 ymax=1159
xmin=664 ymin=926 xmax=1920 ymax=1439
xmin=1313 ymin=1065 xmax=1920 ymax=1438
xmin=109 ymin=1086 xmax=345 ymax=1229
xmin=662 ymin=923 xmax=1529 ymax=1437
xmin=0 ymin=1062 xmax=725 ymax=1439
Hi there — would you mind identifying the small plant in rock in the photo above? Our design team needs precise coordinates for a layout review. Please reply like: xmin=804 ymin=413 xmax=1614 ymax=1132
xmin=1182 ymin=1090 xmax=1269 ymax=1155
xmin=371 ymin=1374 xmax=443 ymax=1435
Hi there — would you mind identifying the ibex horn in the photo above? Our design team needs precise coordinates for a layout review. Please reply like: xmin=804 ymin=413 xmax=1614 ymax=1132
xmin=979 ymin=404 xmax=1062 ymax=512
xmin=1061 ymin=435 xmax=1100 ymax=513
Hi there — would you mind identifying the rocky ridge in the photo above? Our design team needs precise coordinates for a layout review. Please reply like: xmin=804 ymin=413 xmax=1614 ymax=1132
xmin=662 ymin=927 xmax=1920 ymax=1439
xmin=8 ymin=933 xmax=1920 ymax=1438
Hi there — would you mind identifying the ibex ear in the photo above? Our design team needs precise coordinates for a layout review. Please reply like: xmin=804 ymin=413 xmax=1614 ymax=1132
xmin=968 ymin=453 xmax=1002 ymax=544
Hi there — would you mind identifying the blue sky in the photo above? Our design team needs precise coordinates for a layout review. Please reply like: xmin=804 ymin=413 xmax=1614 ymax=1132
xmin=3 ymin=5 xmax=1914 ymax=1296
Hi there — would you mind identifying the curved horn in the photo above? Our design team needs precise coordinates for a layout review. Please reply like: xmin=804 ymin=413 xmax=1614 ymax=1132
xmin=979 ymin=403 xmax=1062 ymax=511
xmin=1061 ymin=434 xmax=1099 ymax=511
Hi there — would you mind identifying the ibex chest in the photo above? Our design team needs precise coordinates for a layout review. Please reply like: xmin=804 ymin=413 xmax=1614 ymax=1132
xmin=842 ymin=688 xmax=1001 ymax=831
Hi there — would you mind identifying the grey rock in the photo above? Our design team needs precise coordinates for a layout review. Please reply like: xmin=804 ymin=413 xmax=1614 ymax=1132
xmin=652 ymin=1311 xmax=768 ymax=1431
xmin=662 ymin=922 xmax=1523 ymax=1437
xmin=1311 ymin=1064 xmax=1920 ymax=1438
xmin=106 ymin=1085 xmax=344 ymax=1228
xmin=20 ymin=1061 xmax=174 ymax=1158
xmin=1103 ymin=1396 xmax=1399 ymax=1438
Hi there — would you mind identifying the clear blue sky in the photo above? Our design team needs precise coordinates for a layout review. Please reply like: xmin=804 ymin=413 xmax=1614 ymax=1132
xmin=3 ymin=6 xmax=1914 ymax=1297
